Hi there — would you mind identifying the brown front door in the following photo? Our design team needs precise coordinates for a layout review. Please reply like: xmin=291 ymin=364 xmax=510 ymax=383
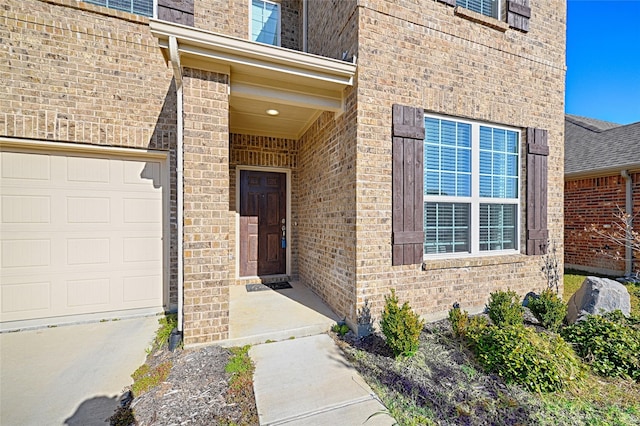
xmin=239 ymin=170 xmax=286 ymax=276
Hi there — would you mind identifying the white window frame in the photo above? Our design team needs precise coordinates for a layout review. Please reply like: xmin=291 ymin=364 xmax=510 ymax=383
xmin=249 ymin=0 xmax=282 ymax=47
xmin=423 ymin=113 xmax=520 ymax=259
xmin=456 ymin=0 xmax=501 ymax=20
xmin=84 ymin=0 xmax=156 ymax=17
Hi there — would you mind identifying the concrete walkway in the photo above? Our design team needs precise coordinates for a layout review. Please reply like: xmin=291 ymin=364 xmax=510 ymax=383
xmin=223 ymin=281 xmax=339 ymax=347
xmin=250 ymin=334 xmax=395 ymax=425
xmin=0 ymin=316 xmax=158 ymax=426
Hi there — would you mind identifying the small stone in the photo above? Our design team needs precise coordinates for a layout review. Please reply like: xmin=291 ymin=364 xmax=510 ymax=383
xmin=522 ymin=307 xmax=541 ymax=326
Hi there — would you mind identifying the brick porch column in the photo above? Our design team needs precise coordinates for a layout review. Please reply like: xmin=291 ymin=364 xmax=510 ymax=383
xmin=182 ymin=68 xmax=230 ymax=345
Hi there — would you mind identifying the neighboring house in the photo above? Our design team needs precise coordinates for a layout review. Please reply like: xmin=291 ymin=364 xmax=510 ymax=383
xmin=564 ymin=115 xmax=640 ymax=276
xmin=0 ymin=0 xmax=566 ymax=345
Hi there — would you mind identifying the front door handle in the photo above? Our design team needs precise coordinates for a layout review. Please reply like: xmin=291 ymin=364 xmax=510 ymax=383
xmin=281 ymin=219 xmax=286 ymax=248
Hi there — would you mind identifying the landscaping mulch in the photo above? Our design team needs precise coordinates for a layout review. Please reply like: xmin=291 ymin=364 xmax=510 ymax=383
xmin=333 ymin=318 xmax=554 ymax=426
xmin=110 ymin=344 xmax=258 ymax=426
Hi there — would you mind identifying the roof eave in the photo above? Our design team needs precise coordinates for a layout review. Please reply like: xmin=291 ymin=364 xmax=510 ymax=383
xmin=565 ymin=164 xmax=640 ymax=179
xmin=149 ymin=19 xmax=357 ymax=88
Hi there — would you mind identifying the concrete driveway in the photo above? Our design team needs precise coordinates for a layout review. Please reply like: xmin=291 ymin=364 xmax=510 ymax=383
xmin=0 ymin=316 xmax=159 ymax=426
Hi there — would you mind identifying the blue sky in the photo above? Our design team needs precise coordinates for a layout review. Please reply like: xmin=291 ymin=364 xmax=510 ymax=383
xmin=566 ymin=0 xmax=640 ymax=124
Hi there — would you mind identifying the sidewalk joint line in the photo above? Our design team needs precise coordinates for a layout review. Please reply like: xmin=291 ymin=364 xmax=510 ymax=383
xmin=263 ymin=394 xmax=380 ymax=425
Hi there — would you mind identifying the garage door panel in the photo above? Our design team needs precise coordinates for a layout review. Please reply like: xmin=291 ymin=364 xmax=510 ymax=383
xmin=1 ymin=239 xmax=51 ymax=268
xmin=124 ymin=160 xmax=162 ymax=189
xmin=1 ymin=152 xmax=50 ymax=181
xmin=123 ymin=275 xmax=162 ymax=303
xmin=1 ymin=195 xmax=51 ymax=224
xmin=123 ymin=198 xmax=162 ymax=223
xmin=67 ymin=238 xmax=110 ymax=265
xmin=0 ymin=150 xmax=165 ymax=326
xmin=67 ymin=278 xmax=111 ymax=307
xmin=1 ymin=282 xmax=51 ymax=314
xmin=67 ymin=156 xmax=110 ymax=183
xmin=67 ymin=197 xmax=111 ymax=223
xmin=123 ymin=237 xmax=162 ymax=263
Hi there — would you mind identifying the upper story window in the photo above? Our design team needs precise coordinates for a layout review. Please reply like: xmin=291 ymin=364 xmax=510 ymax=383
xmin=457 ymin=0 xmax=499 ymax=19
xmin=251 ymin=0 xmax=281 ymax=46
xmin=424 ymin=115 xmax=520 ymax=256
xmin=84 ymin=0 xmax=153 ymax=17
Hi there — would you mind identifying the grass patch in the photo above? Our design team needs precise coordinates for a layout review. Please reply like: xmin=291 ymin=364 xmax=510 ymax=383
xmin=154 ymin=313 xmax=178 ymax=350
xmin=563 ymin=270 xmax=593 ymax=302
xmin=224 ymin=345 xmax=258 ymax=425
xmin=131 ymin=361 xmax=172 ymax=396
xmin=128 ymin=314 xmax=177 ymax=397
xmin=539 ymin=373 xmax=640 ymax=425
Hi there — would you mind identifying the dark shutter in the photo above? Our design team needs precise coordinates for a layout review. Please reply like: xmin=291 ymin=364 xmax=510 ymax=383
xmin=507 ymin=0 xmax=531 ymax=32
xmin=392 ymin=105 xmax=425 ymax=266
xmin=526 ymin=128 xmax=548 ymax=255
xmin=158 ymin=0 xmax=194 ymax=26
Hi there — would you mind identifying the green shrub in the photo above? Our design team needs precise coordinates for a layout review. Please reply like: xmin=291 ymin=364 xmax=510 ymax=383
xmin=380 ymin=289 xmax=425 ymax=357
xmin=464 ymin=315 xmax=490 ymax=346
xmin=486 ymin=290 xmax=524 ymax=327
xmin=471 ymin=323 xmax=583 ymax=393
xmin=448 ymin=305 xmax=469 ymax=338
xmin=603 ymin=310 xmax=640 ymax=330
xmin=561 ymin=312 xmax=640 ymax=381
xmin=528 ymin=290 xmax=567 ymax=332
xmin=332 ymin=323 xmax=350 ymax=336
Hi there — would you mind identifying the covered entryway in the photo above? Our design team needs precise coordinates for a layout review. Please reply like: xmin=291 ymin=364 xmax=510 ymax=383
xmin=239 ymin=170 xmax=287 ymax=276
xmin=149 ymin=19 xmax=356 ymax=344
xmin=0 ymin=142 xmax=167 ymax=330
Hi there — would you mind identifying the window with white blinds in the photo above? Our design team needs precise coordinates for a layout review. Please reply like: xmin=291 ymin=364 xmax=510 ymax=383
xmin=85 ymin=0 xmax=153 ymax=17
xmin=424 ymin=115 xmax=520 ymax=256
xmin=456 ymin=0 xmax=499 ymax=19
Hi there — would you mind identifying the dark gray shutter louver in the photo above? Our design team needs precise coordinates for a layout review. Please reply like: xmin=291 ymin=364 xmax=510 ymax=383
xmin=392 ymin=105 xmax=425 ymax=266
xmin=526 ymin=128 xmax=548 ymax=255
xmin=158 ymin=0 xmax=194 ymax=26
xmin=507 ymin=0 xmax=531 ymax=32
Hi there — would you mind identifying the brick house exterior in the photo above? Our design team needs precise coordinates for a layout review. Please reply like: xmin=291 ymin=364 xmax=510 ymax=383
xmin=564 ymin=115 xmax=640 ymax=276
xmin=1 ymin=0 xmax=566 ymax=345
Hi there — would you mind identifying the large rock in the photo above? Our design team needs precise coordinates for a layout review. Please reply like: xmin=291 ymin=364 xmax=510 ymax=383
xmin=566 ymin=277 xmax=631 ymax=324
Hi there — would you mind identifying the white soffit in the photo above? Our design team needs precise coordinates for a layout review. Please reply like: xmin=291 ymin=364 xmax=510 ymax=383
xmin=149 ymin=20 xmax=357 ymax=139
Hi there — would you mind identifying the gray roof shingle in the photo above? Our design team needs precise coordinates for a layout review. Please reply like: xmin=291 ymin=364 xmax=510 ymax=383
xmin=565 ymin=114 xmax=621 ymax=132
xmin=564 ymin=115 xmax=640 ymax=176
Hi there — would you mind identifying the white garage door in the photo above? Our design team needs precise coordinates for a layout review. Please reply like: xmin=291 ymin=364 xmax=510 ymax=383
xmin=1 ymin=148 xmax=166 ymax=329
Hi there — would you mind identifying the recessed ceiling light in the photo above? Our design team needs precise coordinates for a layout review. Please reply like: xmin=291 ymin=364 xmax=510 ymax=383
xmin=266 ymin=109 xmax=279 ymax=116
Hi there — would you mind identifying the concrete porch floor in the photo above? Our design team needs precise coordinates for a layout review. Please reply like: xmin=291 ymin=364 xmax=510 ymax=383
xmin=221 ymin=281 xmax=339 ymax=347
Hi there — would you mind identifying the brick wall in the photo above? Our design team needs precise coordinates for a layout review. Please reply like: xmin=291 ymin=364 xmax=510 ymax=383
xmin=182 ymin=68 xmax=231 ymax=345
xmin=280 ymin=0 xmax=303 ymax=51
xmin=1 ymin=0 xmax=174 ymax=149
xmin=306 ymin=0 xmax=358 ymax=61
xmin=565 ymin=172 xmax=640 ymax=275
xmin=297 ymin=108 xmax=359 ymax=319
xmin=194 ymin=0 xmax=246 ymax=37
xmin=345 ymin=0 xmax=564 ymax=324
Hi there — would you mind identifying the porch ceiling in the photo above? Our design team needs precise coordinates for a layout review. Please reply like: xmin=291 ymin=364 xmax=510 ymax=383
xmin=150 ymin=20 xmax=357 ymax=140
